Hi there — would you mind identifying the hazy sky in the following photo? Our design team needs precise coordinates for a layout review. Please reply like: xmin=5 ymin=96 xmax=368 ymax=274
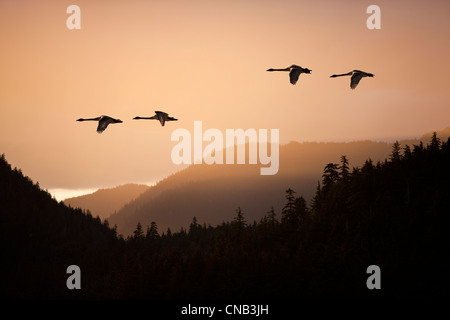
xmin=1 ymin=0 xmax=450 ymax=199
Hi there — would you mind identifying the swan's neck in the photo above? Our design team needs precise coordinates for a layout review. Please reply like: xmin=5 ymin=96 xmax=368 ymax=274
xmin=333 ymin=72 xmax=353 ymax=77
xmin=271 ymin=68 xmax=291 ymax=72
xmin=80 ymin=117 xmax=101 ymax=121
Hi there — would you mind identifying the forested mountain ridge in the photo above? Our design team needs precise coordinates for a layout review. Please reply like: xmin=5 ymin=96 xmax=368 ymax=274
xmin=109 ymin=140 xmax=395 ymax=236
xmin=0 ymin=154 xmax=119 ymax=299
xmin=1 ymin=132 xmax=448 ymax=299
xmin=117 ymin=133 xmax=448 ymax=299
xmin=108 ymin=126 xmax=450 ymax=237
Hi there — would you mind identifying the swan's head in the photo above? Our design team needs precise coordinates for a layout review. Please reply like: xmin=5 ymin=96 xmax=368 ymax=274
xmin=76 ymin=118 xmax=84 ymax=121
xmin=330 ymin=74 xmax=338 ymax=78
xmin=133 ymin=116 xmax=141 ymax=120
xmin=116 ymin=119 xmax=123 ymax=123
xmin=266 ymin=68 xmax=274 ymax=72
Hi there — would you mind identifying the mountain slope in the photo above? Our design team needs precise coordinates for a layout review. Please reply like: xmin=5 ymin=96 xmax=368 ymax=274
xmin=0 ymin=154 xmax=119 ymax=299
xmin=64 ymin=184 xmax=149 ymax=220
xmin=114 ymin=135 xmax=449 ymax=299
xmin=108 ymin=128 xmax=450 ymax=237
xmin=108 ymin=140 xmax=394 ymax=236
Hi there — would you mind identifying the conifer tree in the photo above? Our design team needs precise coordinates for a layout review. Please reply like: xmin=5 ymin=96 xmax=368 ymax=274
xmin=146 ymin=221 xmax=159 ymax=240
xmin=322 ymin=163 xmax=340 ymax=188
xmin=403 ymin=145 xmax=412 ymax=158
xmin=281 ymin=188 xmax=296 ymax=224
xmin=390 ymin=140 xmax=401 ymax=161
xmin=233 ymin=206 xmax=247 ymax=229
xmin=266 ymin=206 xmax=277 ymax=225
xmin=430 ymin=132 xmax=441 ymax=151
xmin=339 ymin=155 xmax=350 ymax=181
xmin=133 ymin=222 xmax=144 ymax=239
xmin=189 ymin=216 xmax=199 ymax=234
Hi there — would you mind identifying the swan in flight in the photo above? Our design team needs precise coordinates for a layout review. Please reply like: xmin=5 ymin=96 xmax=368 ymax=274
xmin=133 ymin=111 xmax=178 ymax=127
xmin=266 ymin=64 xmax=312 ymax=85
xmin=76 ymin=115 xmax=123 ymax=133
xmin=330 ymin=70 xmax=374 ymax=89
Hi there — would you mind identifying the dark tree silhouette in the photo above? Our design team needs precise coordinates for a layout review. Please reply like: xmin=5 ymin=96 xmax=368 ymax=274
xmin=1 ymin=136 xmax=449 ymax=299
xmin=390 ymin=140 xmax=401 ymax=161
xmin=133 ymin=222 xmax=144 ymax=239
xmin=339 ymin=155 xmax=350 ymax=181
xmin=146 ymin=221 xmax=159 ymax=240
xmin=322 ymin=163 xmax=340 ymax=188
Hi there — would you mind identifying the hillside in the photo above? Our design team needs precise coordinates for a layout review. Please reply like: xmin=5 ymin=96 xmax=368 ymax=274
xmin=111 ymin=132 xmax=450 ymax=299
xmin=0 ymin=154 xmax=119 ymax=299
xmin=64 ymin=184 xmax=149 ymax=220
xmin=1 ymin=133 xmax=448 ymax=300
xmin=108 ymin=128 xmax=450 ymax=237
xmin=108 ymin=140 xmax=394 ymax=236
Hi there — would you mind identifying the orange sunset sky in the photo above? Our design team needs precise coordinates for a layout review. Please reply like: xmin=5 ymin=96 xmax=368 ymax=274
xmin=1 ymin=0 xmax=450 ymax=200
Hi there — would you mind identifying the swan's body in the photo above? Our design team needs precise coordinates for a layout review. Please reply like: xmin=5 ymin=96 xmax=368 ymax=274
xmin=267 ymin=64 xmax=312 ymax=85
xmin=330 ymin=70 xmax=374 ymax=89
xmin=76 ymin=115 xmax=123 ymax=133
xmin=133 ymin=111 xmax=178 ymax=127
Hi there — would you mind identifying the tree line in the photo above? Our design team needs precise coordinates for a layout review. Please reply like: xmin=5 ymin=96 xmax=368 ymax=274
xmin=0 ymin=133 xmax=448 ymax=299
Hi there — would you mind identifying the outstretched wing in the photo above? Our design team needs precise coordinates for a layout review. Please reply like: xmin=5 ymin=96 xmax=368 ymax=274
xmin=96 ymin=118 xmax=110 ymax=133
xmin=350 ymin=72 xmax=364 ymax=89
xmin=157 ymin=113 xmax=166 ymax=126
xmin=289 ymin=68 xmax=302 ymax=85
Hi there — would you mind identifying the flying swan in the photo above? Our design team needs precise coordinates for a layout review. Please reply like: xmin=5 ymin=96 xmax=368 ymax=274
xmin=76 ymin=115 xmax=123 ymax=133
xmin=133 ymin=111 xmax=178 ymax=127
xmin=330 ymin=70 xmax=374 ymax=89
xmin=266 ymin=64 xmax=312 ymax=85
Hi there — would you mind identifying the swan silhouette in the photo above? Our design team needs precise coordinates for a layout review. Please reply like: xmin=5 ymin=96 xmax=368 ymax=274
xmin=76 ymin=115 xmax=123 ymax=133
xmin=133 ymin=111 xmax=178 ymax=127
xmin=266 ymin=64 xmax=312 ymax=85
xmin=330 ymin=70 xmax=374 ymax=89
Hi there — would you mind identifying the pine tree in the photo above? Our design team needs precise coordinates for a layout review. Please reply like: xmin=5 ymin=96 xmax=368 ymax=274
xmin=266 ymin=206 xmax=277 ymax=225
xmin=281 ymin=188 xmax=296 ymax=224
xmin=133 ymin=222 xmax=144 ymax=239
xmin=233 ymin=206 xmax=247 ymax=229
xmin=429 ymin=132 xmax=441 ymax=151
xmin=189 ymin=216 xmax=199 ymax=234
xmin=311 ymin=181 xmax=322 ymax=213
xmin=390 ymin=140 xmax=401 ymax=161
xmin=281 ymin=188 xmax=307 ymax=229
xmin=146 ymin=221 xmax=159 ymax=240
xmin=403 ymin=145 xmax=412 ymax=158
xmin=339 ymin=155 xmax=350 ymax=181
xmin=322 ymin=163 xmax=339 ymax=188
xmin=112 ymin=224 xmax=118 ymax=238
xmin=294 ymin=196 xmax=308 ymax=227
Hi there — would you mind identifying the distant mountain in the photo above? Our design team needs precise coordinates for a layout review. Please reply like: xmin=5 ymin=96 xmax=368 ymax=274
xmin=105 ymin=141 xmax=390 ymax=236
xmin=108 ymin=128 xmax=450 ymax=237
xmin=64 ymin=184 xmax=149 ymax=221
xmin=113 ymin=133 xmax=449 ymax=299
xmin=1 ymin=130 xmax=448 ymax=299
xmin=420 ymin=126 xmax=450 ymax=141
